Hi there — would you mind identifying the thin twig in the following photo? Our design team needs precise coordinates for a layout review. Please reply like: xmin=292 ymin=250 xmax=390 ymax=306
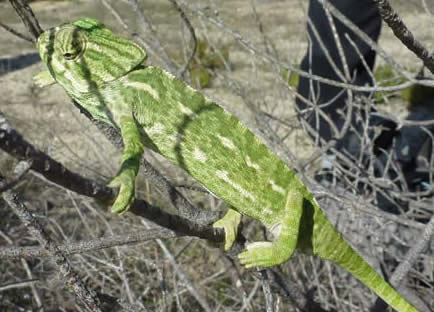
xmin=372 ymin=0 xmax=434 ymax=75
xmin=8 ymin=0 xmax=42 ymax=40
xmin=2 ymin=176 xmax=103 ymax=312
xmin=0 ymin=112 xmax=116 ymax=201
xmin=0 ymin=279 xmax=39 ymax=292
xmin=177 ymin=0 xmax=434 ymax=92
xmin=319 ymin=0 xmax=411 ymax=81
xmin=0 ymin=22 xmax=33 ymax=42
xmin=0 ymin=228 xmax=181 ymax=259
xmin=390 ymin=214 xmax=434 ymax=286
xmin=142 ymin=220 xmax=213 ymax=312
xmin=89 ymin=113 xmax=221 ymax=225
xmin=167 ymin=0 xmax=197 ymax=78
xmin=261 ymin=270 xmax=275 ymax=312
xmin=0 ymin=160 xmax=31 ymax=192
xmin=0 ymin=111 xmax=225 ymax=243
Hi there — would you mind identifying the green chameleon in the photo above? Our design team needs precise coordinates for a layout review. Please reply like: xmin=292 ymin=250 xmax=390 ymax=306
xmin=34 ymin=18 xmax=418 ymax=311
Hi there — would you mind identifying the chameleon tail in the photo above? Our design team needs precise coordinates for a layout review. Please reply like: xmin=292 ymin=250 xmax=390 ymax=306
xmin=312 ymin=206 xmax=418 ymax=312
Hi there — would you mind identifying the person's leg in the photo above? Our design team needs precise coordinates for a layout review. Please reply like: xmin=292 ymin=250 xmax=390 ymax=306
xmin=297 ymin=0 xmax=433 ymax=217
xmin=296 ymin=0 xmax=382 ymax=157
xmin=375 ymin=97 xmax=434 ymax=216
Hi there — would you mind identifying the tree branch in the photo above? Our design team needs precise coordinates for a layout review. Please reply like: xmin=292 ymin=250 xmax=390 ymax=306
xmin=0 ymin=112 xmax=116 ymax=201
xmin=0 ymin=21 xmax=33 ymax=42
xmin=2 ymin=175 xmax=103 ymax=312
xmin=0 ymin=112 xmax=224 ymax=243
xmin=167 ymin=0 xmax=197 ymax=77
xmin=372 ymin=0 xmax=434 ymax=74
xmin=8 ymin=0 xmax=42 ymax=41
xmin=0 ymin=228 xmax=181 ymax=259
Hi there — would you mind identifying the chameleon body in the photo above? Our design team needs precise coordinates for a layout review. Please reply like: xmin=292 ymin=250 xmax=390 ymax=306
xmin=34 ymin=18 xmax=418 ymax=311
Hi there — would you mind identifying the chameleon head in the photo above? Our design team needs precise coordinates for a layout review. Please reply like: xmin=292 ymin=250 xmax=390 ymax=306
xmin=36 ymin=18 xmax=147 ymax=93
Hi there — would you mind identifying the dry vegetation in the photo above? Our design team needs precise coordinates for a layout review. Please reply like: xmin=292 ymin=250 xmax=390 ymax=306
xmin=0 ymin=0 xmax=433 ymax=311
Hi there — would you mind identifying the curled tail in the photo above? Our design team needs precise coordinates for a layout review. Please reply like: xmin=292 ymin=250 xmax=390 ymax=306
xmin=311 ymin=204 xmax=419 ymax=312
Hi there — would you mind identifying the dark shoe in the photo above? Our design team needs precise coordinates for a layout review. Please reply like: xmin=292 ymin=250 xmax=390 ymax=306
xmin=374 ymin=106 xmax=434 ymax=218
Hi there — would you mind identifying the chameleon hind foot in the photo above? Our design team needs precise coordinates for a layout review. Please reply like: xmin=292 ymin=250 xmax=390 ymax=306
xmin=212 ymin=209 xmax=241 ymax=250
xmin=238 ymin=233 xmax=294 ymax=268
xmin=239 ymin=190 xmax=303 ymax=268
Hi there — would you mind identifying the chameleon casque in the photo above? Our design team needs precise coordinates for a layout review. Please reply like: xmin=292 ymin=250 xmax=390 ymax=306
xmin=34 ymin=18 xmax=418 ymax=311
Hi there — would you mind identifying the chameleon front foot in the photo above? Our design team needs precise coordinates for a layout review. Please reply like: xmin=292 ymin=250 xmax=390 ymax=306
xmin=33 ymin=70 xmax=56 ymax=87
xmin=108 ymin=172 xmax=136 ymax=215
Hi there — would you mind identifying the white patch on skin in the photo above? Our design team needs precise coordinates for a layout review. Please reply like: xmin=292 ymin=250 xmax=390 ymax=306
xmin=217 ymin=135 xmax=237 ymax=150
xmin=51 ymin=57 xmax=66 ymax=74
xmin=88 ymin=42 xmax=106 ymax=54
xmin=184 ymin=82 xmax=197 ymax=93
xmin=167 ymin=134 xmax=177 ymax=143
xmin=167 ymin=133 xmax=184 ymax=143
xmin=263 ymin=207 xmax=273 ymax=215
xmin=163 ymin=70 xmax=176 ymax=80
xmin=178 ymin=101 xmax=196 ymax=117
xmin=193 ymin=147 xmax=207 ymax=163
xmin=147 ymin=123 xmax=165 ymax=136
xmin=64 ymin=70 xmax=90 ymax=93
xmin=124 ymin=81 xmax=160 ymax=100
xmin=161 ymin=68 xmax=198 ymax=93
xmin=215 ymin=170 xmax=255 ymax=201
xmin=268 ymin=223 xmax=282 ymax=239
xmin=269 ymin=180 xmax=286 ymax=195
xmin=201 ymin=185 xmax=218 ymax=197
xmin=246 ymin=242 xmax=273 ymax=250
xmin=50 ymin=58 xmax=75 ymax=91
xmin=245 ymin=155 xmax=260 ymax=170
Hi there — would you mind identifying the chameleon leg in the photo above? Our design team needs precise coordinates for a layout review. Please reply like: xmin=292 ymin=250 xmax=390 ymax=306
xmin=109 ymin=115 xmax=144 ymax=215
xmin=213 ymin=209 xmax=242 ymax=250
xmin=238 ymin=190 xmax=303 ymax=268
xmin=33 ymin=70 xmax=56 ymax=88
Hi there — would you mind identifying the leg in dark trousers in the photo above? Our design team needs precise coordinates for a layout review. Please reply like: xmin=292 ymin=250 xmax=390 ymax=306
xmin=296 ymin=0 xmax=382 ymax=157
xmin=297 ymin=0 xmax=434 ymax=217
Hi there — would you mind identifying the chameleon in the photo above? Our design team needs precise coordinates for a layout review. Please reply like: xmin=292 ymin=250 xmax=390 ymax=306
xmin=34 ymin=18 xmax=419 ymax=312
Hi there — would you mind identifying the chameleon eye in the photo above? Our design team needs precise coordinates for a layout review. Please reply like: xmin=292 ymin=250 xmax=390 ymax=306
xmin=61 ymin=43 xmax=83 ymax=60
xmin=56 ymin=27 xmax=86 ymax=61
xmin=63 ymin=52 xmax=77 ymax=60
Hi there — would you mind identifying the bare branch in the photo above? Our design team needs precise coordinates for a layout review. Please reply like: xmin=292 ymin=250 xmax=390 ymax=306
xmin=0 ymin=112 xmax=116 ymax=201
xmin=0 ymin=22 xmax=33 ymax=42
xmin=177 ymin=0 xmax=434 ymax=91
xmin=0 ymin=160 xmax=31 ymax=192
xmin=0 ymin=279 xmax=39 ymax=292
xmin=2 ymin=176 xmax=103 ymax=312
xmin=88 ymin=112 xmax=221 ymax=225
xmin=0 ymin=112 xmax=224 ymax=242
xmin=0 ymin=228 xmax=180 ymax=259
xmin=372 ymin=0 xmax=434 ymax=75
xmin=167 ymin=0 xmax=197 ymax=77
xmin=8 ymin=0 xmax=42 ymax=41
xmin=390 ymin=214 xmax=434 ymax=287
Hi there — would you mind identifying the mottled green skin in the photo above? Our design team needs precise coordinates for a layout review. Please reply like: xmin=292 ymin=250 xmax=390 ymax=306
xmin=34 ymin=18 xmax=418 ymax=312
